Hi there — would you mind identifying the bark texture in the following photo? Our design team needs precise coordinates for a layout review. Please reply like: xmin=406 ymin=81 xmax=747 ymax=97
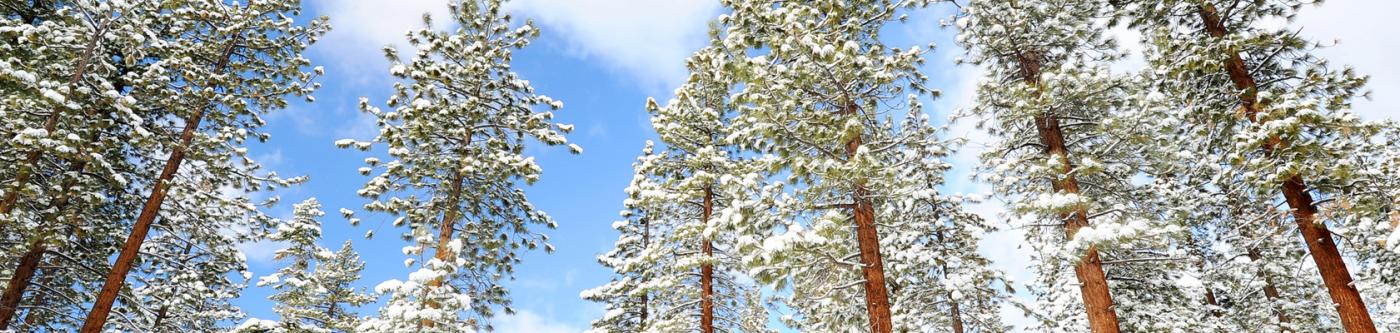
xmin=700 ymin=186 xmax=715 ymax=333
xmin=843 ymin=102 xmax=893 ymax=333
xmin=1017 ymin=51 xmax=1122 ymax=333
xmin=0 ymin=242 xmax=44 ymax=329
xmin=421 ymin=165 xmax=466 ymax=328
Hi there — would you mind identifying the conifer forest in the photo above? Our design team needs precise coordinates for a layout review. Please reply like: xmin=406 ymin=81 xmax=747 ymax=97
xmin=1 ymin=0 xmax=1399 ymax=332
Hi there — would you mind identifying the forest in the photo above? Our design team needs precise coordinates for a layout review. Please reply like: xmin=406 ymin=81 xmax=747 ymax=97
xmin=0 ymin=0 xmax=1397 ymax=332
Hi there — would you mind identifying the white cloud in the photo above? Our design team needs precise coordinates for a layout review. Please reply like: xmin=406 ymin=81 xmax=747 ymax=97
xmin=312 ymin=0 xmax=452 ymax=78
xmin=492 ymin=310 xmax=582 ymax=333
xmin=507 ymin=0 xmax=722 ymax=92
xmin=238 ymin=238 xmax=288 ymax=265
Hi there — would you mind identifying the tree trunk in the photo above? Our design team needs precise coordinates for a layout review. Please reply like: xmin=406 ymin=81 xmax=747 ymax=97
xmin=842 ymin=102 xmax=894 ymax=333
xmin=640 ymin=217 xmax=651 ymax=329
xmin=1246 ymin=247 xmax=1291 ymax=327
xmin=950 ymin=300 xmax=966 ymax=333
xmin=326 ymin=294 xmax=338 ymax=330
xmin=0 ymin=241 xmax=44 ymax=329
xmin=1016 ymin=51 xmax=1122 ymax=333
xmin=1195 ymin=5 xmax=1376 ymax=332
xmin=151 ymin=241 xmax=195 ymax=330
xmin=78 ymin=38 xmax=239 ymax=333
xmin=936 ymin=231 xmax=967 ymax=333
xmin=422 ymin=137 xmax=471 ymax=328
xmin=1204 ymin=287 xmax=1223 ymax=318
xmin=700 ymin=185 xmax=715 ymax=333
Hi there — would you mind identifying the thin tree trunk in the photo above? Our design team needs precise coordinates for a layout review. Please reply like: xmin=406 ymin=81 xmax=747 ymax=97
xmin=935 ymin=230 xmax=967 ymax=333
xmin=950 ymin=300 xmax=966 ymax=333
xmin=640 ymin=217 xmax=651 ymax=329
xmin=78 ymin=38 xmax=239 ymax=333
xmin=325 ymin=294 xmax=338 ymax=331
xmin=0 ymin=149 xmax=89 ymax=329
xmin=700 ymin=185 xmax=715 ymax=333
xmin=1015 ymin=51 xmax=1121 ymax=333
xmin=1247 ymin=247 xmax=1291 ymax=327
xmin=1195 ymin=5 xmax=1375 ymax=332
xmin=841 ymin=102 xmax=894 ymax=333
xmin=935 ymin=230 xmax=968 ymax=333
xmin=151 ymin=241 xmax=195 ymax=330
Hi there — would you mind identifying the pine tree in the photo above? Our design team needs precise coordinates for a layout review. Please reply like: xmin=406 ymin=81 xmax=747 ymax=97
xmin=954 ymin=0 xmax=1196 ymax=331
xmin=585 ymin=43 xmax=772 ymax=332
xmin=1113 ymin=0 xmax=1392 ymax=331
xmin=344 ymin=0 xmax=575 ymax=330
xmin=257 ymin=199 xmax=373 ymax=333
xmin=79 ymin=0 xmax=329 ymax=331
xmin=711 ymin=0 xmax=982 ymax=331
xmin=582 ymin=143 xmax=669 ymax=332
xmin=1 ymin=1 xmax=212 ymax=329
xmin=883 ymin=111 xmax=1011 ymax=332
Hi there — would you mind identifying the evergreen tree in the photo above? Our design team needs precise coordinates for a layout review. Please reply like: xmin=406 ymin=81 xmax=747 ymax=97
xmin=955 ymin=0 xmax=1196 ymax=331
xmin=0 ymin=2 xmax=152 ymax=327
xmin=882 ymin=111 xmax=1011 ymax=332
xmin=586 ymin=43 xmax=772 ymax=332
xmin=710 ymin=0 xmax=998 ymax=331
xmin=79 ymin=0 xmax=329 ymax=331
xmin=258 ymin=199 xmax=373 ymax=333
xmin=582 ymin=143 xmax=670 ymax=332
xmin=344 ymin=0 xmax=575 ymax=330
xmin=1114 ymin=0 xmax=1395 ymax=331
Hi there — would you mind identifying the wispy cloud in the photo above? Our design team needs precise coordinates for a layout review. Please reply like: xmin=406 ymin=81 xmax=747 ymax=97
xmin=312 ymin=0 xmax=451 ymax=79
xmin=507 ymin=0 xmax=722 ymax=93
xmin=493 ymin=309 xmax=583 ymax=333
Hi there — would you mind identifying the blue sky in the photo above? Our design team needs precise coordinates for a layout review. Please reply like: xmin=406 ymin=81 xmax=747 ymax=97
xmin=231 ymin=0 xmax=1398 ymax=331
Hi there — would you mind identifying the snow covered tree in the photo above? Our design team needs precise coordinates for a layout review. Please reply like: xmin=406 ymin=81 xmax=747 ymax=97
xmin=0 ymin=0 xmax=162 ymax=326
xmin=585 ymin=43 xmax=772 ymax=332
xmin=78 ymin=0 xmax=329 ymax=331
xmin=882 ymin=111 xmax=1011 ymax=332
xmin=582 ymin=143 xmax=669 ymax=332
xmin=709 ymin=0 xmax=1004 ymax=331
xmin=344 ymin=0 xmax=575 ymax=330
xmin=257 ymin=198 xmax=373 ymax=333
xmin=1112 ymin=0 xmax=1397 ymax=331
xmin=954 ymin=0 xmax=1200 ymax=331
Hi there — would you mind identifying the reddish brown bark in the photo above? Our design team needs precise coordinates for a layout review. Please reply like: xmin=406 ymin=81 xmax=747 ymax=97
xmin=700 ymin=186 xmax=715 ymax=333
xmin=0 ymin=241 xmax=45 ymax=329
xmin=1016 ymin=51 xmax=1122 ymax=333
xmin=79 ymin=39 xmax=238 ymax=333
xmin=1204 ymin=288 xmax=1223 ymax=318
xmin=1196 ymin=4 xmax=1376 ymax=332
xmin=421 ymin=166 xmax=466 ymax=328
xmin=842 ymin=102 xmax=893 ymax=333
